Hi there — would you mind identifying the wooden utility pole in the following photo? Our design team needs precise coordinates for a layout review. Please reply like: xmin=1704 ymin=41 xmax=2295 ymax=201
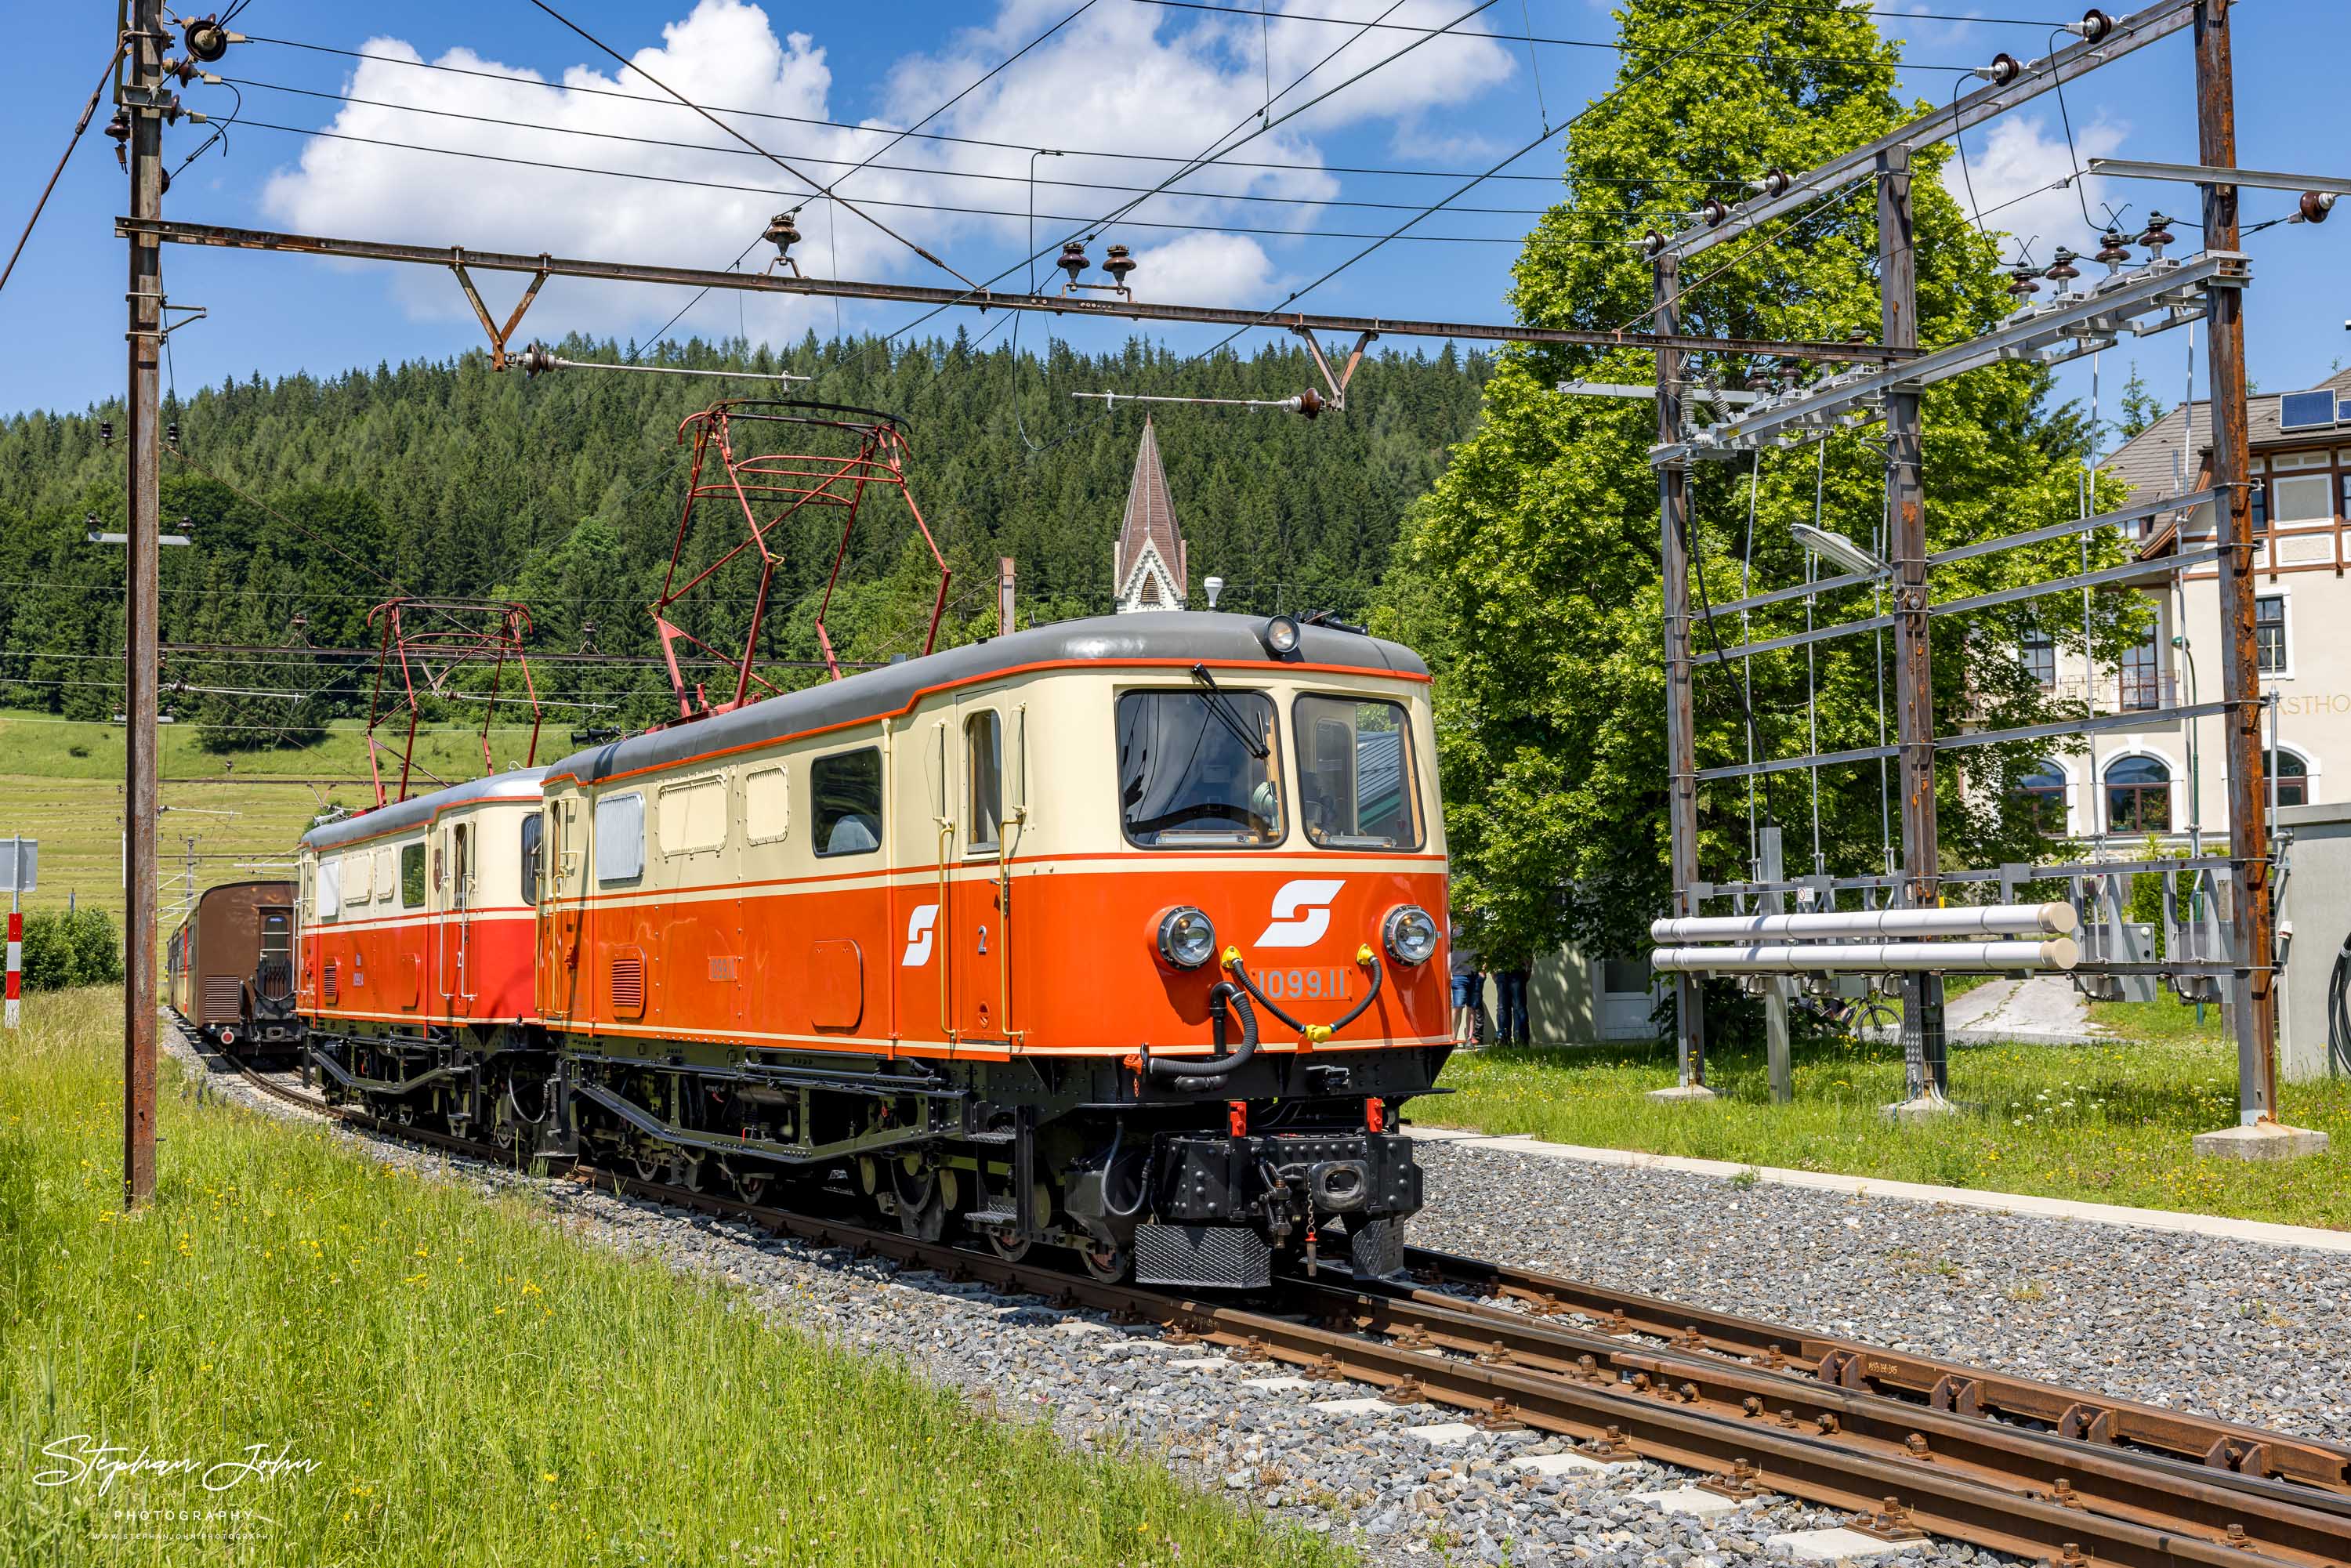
xmin=122 ymin=0 xmax=164 ymax=1208
xmin=1652 ymin=254 xmax=1712 ymax=1099
xmin=2194 ymin=0 xmax=2276 ymax=1125
xmin=998 ymin=557 xmax=1016 ymax=637
xmin=1877 ymin=147 xmax=1948 ymax=1105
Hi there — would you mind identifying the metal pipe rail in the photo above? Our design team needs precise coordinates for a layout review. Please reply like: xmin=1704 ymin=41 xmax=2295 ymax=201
xmin=1652 ymin=903 xmax=2077 ymax=943
xmin=1650 ymin=938 xmax=2081 ymax=972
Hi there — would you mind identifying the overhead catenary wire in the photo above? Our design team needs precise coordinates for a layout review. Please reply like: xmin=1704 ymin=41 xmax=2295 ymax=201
xmin=237 ymin=33 xmax=1761 ymax=186
xmin=877 ymin=0 xmax=1516 ymax=343
xmin=1190 ymin=0 xmax=1780 ymax=359
xmin=1 ymin=42 xmax=130 ymax=298
xmin=216 ymin=76 xmax=1607 ymax=217
xmin=521 ymin=0 xmax=981 ymax=289
xmin=1125 ymin=0 xmax=1982 ymax=68
xmin=220 ymin=118 xmax=1610 ymax=247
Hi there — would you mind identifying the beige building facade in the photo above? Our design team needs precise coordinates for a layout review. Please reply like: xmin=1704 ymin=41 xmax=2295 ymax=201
xmin=2016 ymin=365 xmax=2351 ymax=845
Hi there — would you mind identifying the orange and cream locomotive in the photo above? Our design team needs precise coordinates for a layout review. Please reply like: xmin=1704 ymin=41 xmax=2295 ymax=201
xmin=295 ymin=612 xmax=1451 ymax=1287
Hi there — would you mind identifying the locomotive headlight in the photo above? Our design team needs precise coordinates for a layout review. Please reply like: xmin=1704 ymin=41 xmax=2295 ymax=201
xmin=1156 ymin=906 xmax=1218 ymax=969
xmin=1262 ymin=614 xmax=1302 ymax=657
xmin=1382 ymin=904 xmax=1439 ymax=966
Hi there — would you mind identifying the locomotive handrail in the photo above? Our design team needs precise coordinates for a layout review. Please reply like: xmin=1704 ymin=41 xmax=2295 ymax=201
xmin=1223 ymin=947 xmax=1386 ymax=1045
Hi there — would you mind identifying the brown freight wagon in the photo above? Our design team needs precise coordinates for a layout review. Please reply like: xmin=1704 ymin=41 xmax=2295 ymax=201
xmin=166 ymin=879 xmax=302 ymax=1055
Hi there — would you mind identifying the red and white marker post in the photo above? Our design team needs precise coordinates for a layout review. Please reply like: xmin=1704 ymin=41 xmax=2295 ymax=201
xmin=5 ymin=910 xmax=19 ymax=1029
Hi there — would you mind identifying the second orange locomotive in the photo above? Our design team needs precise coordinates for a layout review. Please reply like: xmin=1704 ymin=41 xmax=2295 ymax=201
xmin=297 ymin=612 xmax=1451 ymax=1287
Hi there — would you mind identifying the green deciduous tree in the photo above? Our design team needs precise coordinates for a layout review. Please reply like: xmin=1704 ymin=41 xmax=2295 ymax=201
xmin=1375 ymin=0 xmax=2144 ymax=965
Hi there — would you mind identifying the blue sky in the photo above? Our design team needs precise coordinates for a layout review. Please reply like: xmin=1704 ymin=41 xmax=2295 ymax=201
xmin=3 ymin=0 xmax=2344 ymax=443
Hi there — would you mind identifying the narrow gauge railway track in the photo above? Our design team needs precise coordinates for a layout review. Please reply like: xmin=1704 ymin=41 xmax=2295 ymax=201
xmin=1400 ymin=1246 xmax=2351 ymax=1495
xmin=201 ymin=1041 xmax=2351 ymax=1568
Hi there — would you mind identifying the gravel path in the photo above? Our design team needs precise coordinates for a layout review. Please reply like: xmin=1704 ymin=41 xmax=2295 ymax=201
xmin=1409 ymin=1137 xmax=2351 ymax=1448
xmin=167 ymin=1028 xmax=2338 ymax=1566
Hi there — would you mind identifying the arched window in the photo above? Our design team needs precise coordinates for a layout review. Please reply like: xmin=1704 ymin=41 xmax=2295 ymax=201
xmin=2013 ymin=759 xmax=2068 ymax=835
xmin=2105 ymin=755 xmax=2172 ymax=833
xmin=2266 ymin=748 xmax=2309 ymax=809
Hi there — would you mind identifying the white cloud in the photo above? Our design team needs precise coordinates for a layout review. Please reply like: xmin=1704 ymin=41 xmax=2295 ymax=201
xmin=1942 ymin=112 xmax=2130 ymax=265
xmin=257 ymin=0 xmax=1518 ymax=342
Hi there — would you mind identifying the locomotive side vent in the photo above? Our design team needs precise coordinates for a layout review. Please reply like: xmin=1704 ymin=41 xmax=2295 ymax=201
xmin=322 ymin=962 xmax=339 ymax=1005
xmin=611 ymin=953 xmax=646 ymax=1017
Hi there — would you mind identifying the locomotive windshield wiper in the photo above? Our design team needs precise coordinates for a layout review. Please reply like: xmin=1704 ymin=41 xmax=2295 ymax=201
xmin=1190 ymin=664 xmax=1269 ymax=760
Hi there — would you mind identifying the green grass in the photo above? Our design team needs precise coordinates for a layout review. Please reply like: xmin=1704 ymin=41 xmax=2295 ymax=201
xmin=0 ymin=709 xmax=568 ymax=922
xmin=0 ymin=990 xmax=1350 ymax=1568
xmin=1430 ymin=1030 xmax=2351 ymax=1230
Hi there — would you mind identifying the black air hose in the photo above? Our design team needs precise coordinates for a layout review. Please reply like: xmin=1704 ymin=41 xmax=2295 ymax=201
xmin=1148 ymin=982 xmax=1259 ymax=1080
xmin=2328 ymin=932 xmax=2351 ymax=1077
xmin=1226 ymin=950 xmax=1383 ymax=1042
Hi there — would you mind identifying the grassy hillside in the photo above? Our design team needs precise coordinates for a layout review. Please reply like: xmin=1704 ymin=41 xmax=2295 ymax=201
xmin=0 ymin=712 xmax=567 ymax=920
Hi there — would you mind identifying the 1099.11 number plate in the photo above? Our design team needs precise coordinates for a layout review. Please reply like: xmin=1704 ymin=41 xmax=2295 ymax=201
xmin=1255 ymin=966 xmax=1353 ymax=1001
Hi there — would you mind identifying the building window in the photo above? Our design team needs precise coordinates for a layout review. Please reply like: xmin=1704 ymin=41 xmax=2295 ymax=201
xmin=2119 ymin=628 xmax=2162 ymax=712
xmin=2267 ymin=748 xmax=2309 ymax=809
xmin=2249 ymin=480 xmax=2266 ymax=532
xmin=2014 ymin=759 xmax=2069 ymax=835
xmin=2020 ymin=630 xmax=2056 ymax=690
xmin=2255 ymin=596 xmax=2287 ymax=674
xmin=2105 ymin=755 xmax=2172 ymax=834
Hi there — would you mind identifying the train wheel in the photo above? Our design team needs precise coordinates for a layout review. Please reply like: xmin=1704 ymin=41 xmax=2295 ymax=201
xmin=1077 ymin=1240 xmax=1128 ymax=1284
xmin=986 ymin=1229 xmax=1031 ymax=1264
xmin=731 ymin=1167 xmax=770 ymax=1205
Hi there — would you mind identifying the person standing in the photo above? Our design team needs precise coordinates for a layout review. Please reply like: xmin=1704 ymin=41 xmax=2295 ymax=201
xmin=1493 ymin=951 xmax=1531 ymax=1045
xmin=1448 ymin=920 xmax=1483 ymax=1046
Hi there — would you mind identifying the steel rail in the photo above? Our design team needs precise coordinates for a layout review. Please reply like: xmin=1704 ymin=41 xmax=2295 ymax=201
xmin=1402 ymin=1244 xmax=2351 ymax=1494
xmin=189 ymin=1034 xmax=2349 ymax=1566
xmin=1267 ymin=1273 xmax=2351 ymax=1564
xmin=115 ymin=216 xmax=1914 ymax=364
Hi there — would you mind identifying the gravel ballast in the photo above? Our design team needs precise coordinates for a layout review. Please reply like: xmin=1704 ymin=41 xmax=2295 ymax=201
xmin=169 ymin=1030 xmax=2344 ymax=1566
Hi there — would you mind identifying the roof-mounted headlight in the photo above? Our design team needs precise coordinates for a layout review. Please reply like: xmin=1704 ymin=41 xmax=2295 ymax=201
xmin=1156 ymin=906 xmax=1217 ymax=969
xmin=1262 ymin=614 xmax=1302 ymax=658
xmin=1383 ymin=904 xmax=1439 ymax=966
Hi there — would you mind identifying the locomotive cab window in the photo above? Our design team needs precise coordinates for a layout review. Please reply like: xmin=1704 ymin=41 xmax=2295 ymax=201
xmin=812 ymin=748 xmax=883 ymax=858
xmin=316 ymin=856 xmax=342 ymax=920
xmin=1116 ymin=688 xmax=1284 ymax=847
xmin=1294 ymin=694 xmax=1422 ymax=850
xmin=400 ymin=842 xmax=426 ymax=908
xmin=595 ymin=792 xmax=646 ymax=883
xmin=966 ymin=710 xmax=1003 ymax=854
xmin=520 ymin=814 xmax=543 ymax=901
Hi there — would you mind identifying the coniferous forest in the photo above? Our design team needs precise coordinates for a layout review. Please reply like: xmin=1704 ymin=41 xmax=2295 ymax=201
xmin=0 ymin=331 xmax=1491 ymax=745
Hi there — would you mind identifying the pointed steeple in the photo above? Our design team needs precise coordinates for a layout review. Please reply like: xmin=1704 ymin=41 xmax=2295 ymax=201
xmin=1113 ymin=415 xmax=1187 ymax=613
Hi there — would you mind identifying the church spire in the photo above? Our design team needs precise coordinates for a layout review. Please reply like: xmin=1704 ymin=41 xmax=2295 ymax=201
xmin=1113 ymin=415 xmax=1187 ymax=613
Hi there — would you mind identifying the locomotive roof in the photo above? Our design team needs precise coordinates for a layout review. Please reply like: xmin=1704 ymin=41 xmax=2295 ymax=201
xmin=299 ymin=767 xmax=549 ymax=852
xmin=544 ymin=611 xmax=1428 ymax=787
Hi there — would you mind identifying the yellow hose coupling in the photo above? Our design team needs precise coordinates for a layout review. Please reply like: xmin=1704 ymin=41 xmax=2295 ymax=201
xmin=1305 ymin=1023 xmax=1333 ymax=1044
xmin=1355 ymin=943 xmax=1375 ymax=965
xmin=1221 ymin=946 xmax=1243 ymax=970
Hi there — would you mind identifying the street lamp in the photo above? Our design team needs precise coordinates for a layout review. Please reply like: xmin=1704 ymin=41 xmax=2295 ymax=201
xmin=1789 ymin=522 xmax=1888 ymax=578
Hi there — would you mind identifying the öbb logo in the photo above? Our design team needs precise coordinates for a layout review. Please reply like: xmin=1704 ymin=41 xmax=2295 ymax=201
xmin=1254 ymin=879 xmax=1345 ymax=948
xmin=901 ymin=904 xmax=939 ymax=966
